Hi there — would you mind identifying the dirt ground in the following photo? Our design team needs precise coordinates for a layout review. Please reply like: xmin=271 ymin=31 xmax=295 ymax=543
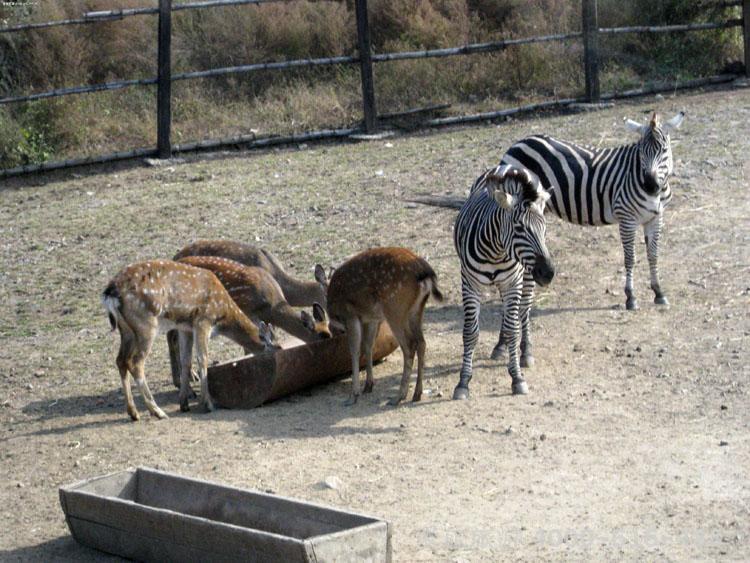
xmin=1 ymin=86 xmax=748 ymax=562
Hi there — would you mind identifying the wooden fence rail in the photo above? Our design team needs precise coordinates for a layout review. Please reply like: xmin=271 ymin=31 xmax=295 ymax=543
xmin=0 ymin=0 xmax=748 ymax=178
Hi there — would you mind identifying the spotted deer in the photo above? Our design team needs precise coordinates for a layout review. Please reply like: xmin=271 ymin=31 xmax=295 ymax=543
xmin=176 ymin=255 xmax=330 ymax=342
xmin=174 ymin=240 xmax=327 ymax=307
xmin=102 ymin=260 xmax=278 ymax=420
xmin=324 ymin=247 xmax=443 ymax=406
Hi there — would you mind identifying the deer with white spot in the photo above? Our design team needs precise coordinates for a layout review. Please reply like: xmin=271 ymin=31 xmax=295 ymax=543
xmin=324 ymin=247 xmax=443 ymax=406
xmin=102 ymin=260 xmax=278 ymax=420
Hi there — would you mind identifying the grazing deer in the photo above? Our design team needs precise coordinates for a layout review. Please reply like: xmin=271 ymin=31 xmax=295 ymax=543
xmin=174 ymin=240 xmax=327 ymax=308
xmin=102 ymin=260 xmax=278 ymax=420
xmin=325 ymin=247 xmax=443 ymax=406
xmin=176 ymin=255 xmax=331 ymax=342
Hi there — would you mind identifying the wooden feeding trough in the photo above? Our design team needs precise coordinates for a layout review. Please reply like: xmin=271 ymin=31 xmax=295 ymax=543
xmin=60 ymin=467 xmax=392 ymax=562
xmin=203 ymin=323 xmax=398 ymax=409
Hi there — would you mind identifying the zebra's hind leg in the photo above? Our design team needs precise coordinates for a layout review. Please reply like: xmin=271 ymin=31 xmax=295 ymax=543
xmin=453 ymin=278 xmax=481 ymax=400
xmin=644 ymin=214 xmax=669 ymax=306
xmin=619 ymin=221 xmax=639 ymax=310
xmin=503 ymin=283 xmax=527 ymax=395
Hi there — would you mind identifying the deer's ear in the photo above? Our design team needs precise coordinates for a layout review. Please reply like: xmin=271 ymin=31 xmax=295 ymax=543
xmin=664 ymin=111 xmax=685 ymax=132
xmin=312 ymin=302 xmax=327 ymax=322
xmin=624 ymin=118 xmax=647 ymax=135
xmin=300 ymin=310 xmax=314 ymax=330
xmin=314 ymin=264 xmax=327 ymax=286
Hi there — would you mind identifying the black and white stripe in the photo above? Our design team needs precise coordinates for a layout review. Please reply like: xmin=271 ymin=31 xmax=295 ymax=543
xmin=498 ymin=111 xmax=684 ymax=312
xmin=453 ymin=165 xmax=555 ymax=400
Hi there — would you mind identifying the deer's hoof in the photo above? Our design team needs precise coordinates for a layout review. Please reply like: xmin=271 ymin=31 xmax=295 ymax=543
xmin=654 ymin=296 xmax=669 ymax=306
xmin=153 ymin=409 xmax=168 ymax=420
xmin=412 ymin=391 xmax=422 ymax=403
xmin=626 ymin=298 xmax=639 ymax=311
xmin=363 ymin=381 xmax=374 ymax=394
xmin=512 ymin=379 xmax=528 ymax=395
xmin=180 ymin=400 xmax=190 ymax=413
xmin=452 ymin=385 xmax=470 ymax=400
xmin=128 ymin=409 xmax=140 ymax=422
xmin=520 ymin=354 xmax=535 ymax=368
xmin=387 ymin=396 xmax=404 ymax=407
xmin=344 ymin=394 xmax=359 ymax=407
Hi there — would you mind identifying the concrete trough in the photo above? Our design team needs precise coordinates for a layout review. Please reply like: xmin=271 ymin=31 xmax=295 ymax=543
xmin=206 ymin=323 xmax=398 ymax=409
xmin=60 ymin=467 xmax=392 ymax=562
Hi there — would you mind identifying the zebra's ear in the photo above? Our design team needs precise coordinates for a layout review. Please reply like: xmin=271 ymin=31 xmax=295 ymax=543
xmin=624 ymin=118 xmax=647 ymax=135
xmin=664 ymin=111 xmax=685 ymax=132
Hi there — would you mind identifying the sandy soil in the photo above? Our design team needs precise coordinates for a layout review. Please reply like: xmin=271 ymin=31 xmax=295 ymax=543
xmin=1 ymin=86 xmax=748 ymax=561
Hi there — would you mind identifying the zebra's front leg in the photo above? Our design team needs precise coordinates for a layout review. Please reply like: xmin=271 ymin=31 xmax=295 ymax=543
xmin=644 ymin=213 xmax=668 ymax=306
xmin=493 ymin=277 xmax=534 ymax=366
xmin=619 ymin=220 xmax=639 ymax=310
xmin=503 ymin=284 xmax=527 ymax=395
xmin=490 ymin=288 xmax=507 ymax=360
xmin=453 ymin=278 xmax=481 ymax=400
xmin=519 ymin=272 xmax=535 ymax=368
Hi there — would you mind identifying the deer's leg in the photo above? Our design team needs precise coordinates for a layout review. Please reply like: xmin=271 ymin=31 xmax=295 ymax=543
xmin=503 ymin=282 xmax=527 ymax=395
xmin=116 ymin=330 xmax=139 ymax=421
xmin=130 ymin=324 xmax=168 ymax=419
xmin=412 ymin=314 xmax=427 ymax=403
xmin=519 ymin=272 xmax=535 ymax=368
xmin=387 ymin=322 xmax=416 ymax=407
xmin=193 ymin=322 xmax=214 ymax=413
xmin=178 ymin=331 xmax=194 ymax=412
xmin=644 ymin=213 xmax=668 ymax=306
xmin=453 ymin=277 xmax=481 ymax=400
xmin=344 ymin=316 xmax=362 ymax=406
xmin=619 ymin=220 xmax=639 ymax=310
xmin=361 ymin=321 xmax=379 ymax=394
xmin=490 ymin=288 xmax=507 ymax=361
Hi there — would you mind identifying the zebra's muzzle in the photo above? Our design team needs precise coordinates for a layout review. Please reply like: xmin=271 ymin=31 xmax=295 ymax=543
xmin=643 ymin=172 xmax=661 ymax=195
xmin=532 ymin=256 xmax=555 ymax=286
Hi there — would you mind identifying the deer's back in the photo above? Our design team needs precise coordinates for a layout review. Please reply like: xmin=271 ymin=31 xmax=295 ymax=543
xmin=327 ymin=247 xmax=433 ymax=318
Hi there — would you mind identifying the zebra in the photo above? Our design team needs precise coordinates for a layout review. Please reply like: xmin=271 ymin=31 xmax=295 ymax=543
xmin=453 ymin=165 xmax=555 ymax=400
xmin=489 ymin=111 xmax=684 ymax=360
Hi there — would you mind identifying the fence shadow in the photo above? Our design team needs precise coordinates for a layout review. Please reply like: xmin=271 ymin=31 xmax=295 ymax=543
xmin=423 ymin=302 xmax=617 ymax=331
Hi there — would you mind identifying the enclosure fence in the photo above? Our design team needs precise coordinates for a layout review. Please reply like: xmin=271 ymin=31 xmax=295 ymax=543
xmin=1 ymin=0 xmax=749 ymax=178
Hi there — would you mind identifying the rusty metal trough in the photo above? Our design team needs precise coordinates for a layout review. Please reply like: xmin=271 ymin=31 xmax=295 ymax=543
xmin=204 ymin=323 xmax=398 ymax=409
xmin=60 ymin=467 xmax=392 ymax=562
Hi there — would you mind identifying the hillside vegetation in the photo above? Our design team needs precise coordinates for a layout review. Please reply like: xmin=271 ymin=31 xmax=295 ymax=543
xmin=0 ymin=0 xmax=742 ymax=167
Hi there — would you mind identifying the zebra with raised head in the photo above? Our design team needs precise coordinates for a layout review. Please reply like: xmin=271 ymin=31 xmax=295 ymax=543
xmin=453 ymin=165 xmax=555 ymax=400
xmin=490 ymin=111 xmax=684 ymax=360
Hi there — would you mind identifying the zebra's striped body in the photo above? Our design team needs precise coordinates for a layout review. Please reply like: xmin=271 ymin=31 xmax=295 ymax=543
xmin=453 ymin=165 xmax=554 ymax=399
xmin=499 ymin=111 xmax=683 ymax=312
xmin=486 ymin=112 xmax=684 ymax=361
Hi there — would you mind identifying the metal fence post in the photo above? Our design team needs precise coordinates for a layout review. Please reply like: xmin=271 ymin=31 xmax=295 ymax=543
xmin=355 ymin=0 xmax=377 ymax=132
xmin=157 ymin=0 xmax=172 ymax=159
xmin=582 ymin=0 xmax=600 ymax=102
xmin=743 ymin=0 xmax=750 ymax=78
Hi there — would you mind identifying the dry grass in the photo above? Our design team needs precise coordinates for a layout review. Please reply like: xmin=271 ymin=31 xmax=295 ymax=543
xmin=0 ymin=0 xmax=740 ymax=167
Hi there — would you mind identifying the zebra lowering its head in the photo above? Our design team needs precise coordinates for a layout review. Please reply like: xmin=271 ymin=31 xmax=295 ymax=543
xmin=453 ymin=165 xmax=555 ymax=400
xmin=500 ymin=110 xmax=684 ymax=311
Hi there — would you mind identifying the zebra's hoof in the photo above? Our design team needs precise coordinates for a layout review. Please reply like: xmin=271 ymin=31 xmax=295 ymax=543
xmin=520 ymin=354 xmax=535 ymax=368
xmin=511 ymin=380 xmax=528 ymax=395
xmin=654 ymin=296 xmax=669 ymax=306
xmin=179 ymin=400 xmax=190 ymax=413
xmin=626 ymin=299 xmax=639 ymax=311
xmin=452 ymin=385 xmax=470 ymax=400
xmin=490 ymin=344 xmax=507 ymax=361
